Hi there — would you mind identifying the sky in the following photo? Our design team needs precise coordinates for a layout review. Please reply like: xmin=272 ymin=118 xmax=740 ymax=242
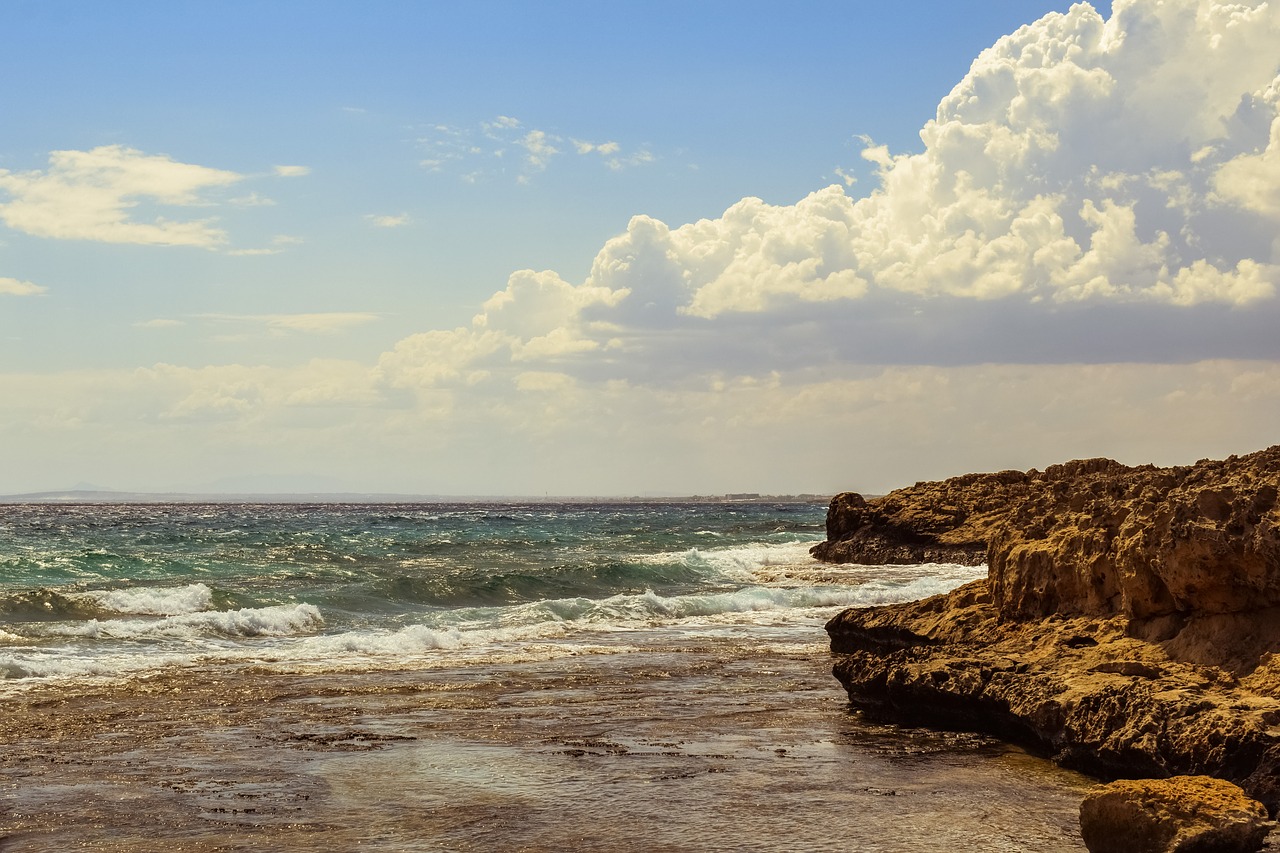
xmin=3 ymin=0 xmax=1279 ymax=497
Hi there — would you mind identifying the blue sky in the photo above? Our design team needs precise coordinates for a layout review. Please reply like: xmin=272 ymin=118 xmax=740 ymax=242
xmin=5 ymin=0 xmax=1280 ymax=496
xmin=4 ymin=1 xmax=1098 ymax=369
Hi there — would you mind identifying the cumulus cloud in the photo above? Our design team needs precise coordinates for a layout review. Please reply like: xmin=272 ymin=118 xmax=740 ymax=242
xmin=376 ymin=269 xmax=627 ymax=388
xmin=0 ymin=145 xmax=243 ymax=247
xmin=0 ymin=277 xmax=46 ymax=296
xmin=377 ymin=0 xmax=1280 ymax=396
xmin=273 ymin=165 xmax=311 ymax=177
xmin=436 ymin=0 xmax=1280 ymax=327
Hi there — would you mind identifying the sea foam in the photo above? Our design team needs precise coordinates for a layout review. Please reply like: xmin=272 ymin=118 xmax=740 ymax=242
xmin=80 ymin=583 xmax=215 ymax=616
xmin=27 ymin=603 xmax=324 ymax=641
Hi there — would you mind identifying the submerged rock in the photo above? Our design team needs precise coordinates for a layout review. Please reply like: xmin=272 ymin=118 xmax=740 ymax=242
xmin=821 ymin=446 xmax=1280 ymax=810
xmin=1078 ymin=776 xmax=1270 ymax=853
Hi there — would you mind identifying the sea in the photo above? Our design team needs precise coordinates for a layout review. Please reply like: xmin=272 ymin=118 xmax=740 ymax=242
xmin=0 ymin=501 xmax=1093 ymax=851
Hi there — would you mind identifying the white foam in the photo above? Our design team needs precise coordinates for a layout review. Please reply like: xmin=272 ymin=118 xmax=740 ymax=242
xmin=0 ymin=649 xmax=194 ymax=682
xmin=0 ymin=555 xmax=986 ymax=691
xmin=29 ymin=603 xmax=324 ymax=641
xmin=518 ymin=561 xmax=982 ymax=626
xmin=592 ymin=570 xmax=982 ymax=622
xmin=258 ymin=569 xmax=981 ymax=671
xmin=80 ymin=583 xmax=214 ymax=616
xmin=645 ymin=539 xmax=822 ymax=582
xmin=298 ymin=620 xmax=571 ymax=658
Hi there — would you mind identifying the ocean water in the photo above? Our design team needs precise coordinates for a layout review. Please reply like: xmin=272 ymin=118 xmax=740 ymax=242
xmin=0 ymin=501 xmax=981 ymax=687
xmin=0 ymin=501 xmax=1094 ymax=851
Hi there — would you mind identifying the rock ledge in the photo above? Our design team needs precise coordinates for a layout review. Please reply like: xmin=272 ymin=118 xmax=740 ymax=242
xmin=821 ymin=446 xmax=1280 ymax=810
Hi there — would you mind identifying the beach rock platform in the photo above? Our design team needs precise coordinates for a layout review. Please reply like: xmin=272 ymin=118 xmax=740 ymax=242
xmin=818 ymin=446 xmax=1280 ymax=811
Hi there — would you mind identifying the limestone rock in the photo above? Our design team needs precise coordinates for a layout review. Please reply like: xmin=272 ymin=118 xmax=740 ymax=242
xmin=810 ymin=468 xmax=1039 ymax=566
xmin=815 ymin=447 xmax=1280 ymax=621
xmin=821 ymin=446 xmax=1280 ymax=809
xmin=826 ymin=585 xmax=1280 ymax=801
xmin=1079 ymin=776 xmax=1270 ymax=853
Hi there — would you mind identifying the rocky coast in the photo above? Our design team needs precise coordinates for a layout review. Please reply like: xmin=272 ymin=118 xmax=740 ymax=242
xmin=817 ymin=446 xmax=1280 ymax=817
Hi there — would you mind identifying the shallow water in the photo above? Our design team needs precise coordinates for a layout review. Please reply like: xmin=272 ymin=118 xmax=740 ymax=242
xmin=2 ymin=622 xmax=1093 ymax=851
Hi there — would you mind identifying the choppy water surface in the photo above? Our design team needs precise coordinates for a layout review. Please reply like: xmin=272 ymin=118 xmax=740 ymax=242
xmin=0 ymin=502 xmax=1092 ymax=850
xmin=0 ymin=501 xmax=979 ymax=685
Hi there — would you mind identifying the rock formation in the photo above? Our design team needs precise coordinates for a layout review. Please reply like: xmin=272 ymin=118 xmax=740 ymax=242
xmin=820 ymin=446 xmax=1280 ymax=811
xmin=1079 ymin=776 xmax=1270 ymax=853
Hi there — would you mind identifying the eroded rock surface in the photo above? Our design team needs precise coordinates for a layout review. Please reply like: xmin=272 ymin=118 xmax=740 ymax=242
xmin=1079 ymin=776 xmax=1270 ymax=853
xmin=821 ymin=446 xmax=1280 ymax=810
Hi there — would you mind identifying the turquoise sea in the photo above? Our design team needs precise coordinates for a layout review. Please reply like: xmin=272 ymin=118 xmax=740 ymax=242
xmin=0 ymin=501 xmax=981 ymax=686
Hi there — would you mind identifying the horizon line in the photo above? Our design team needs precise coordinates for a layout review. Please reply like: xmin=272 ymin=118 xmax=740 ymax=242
xmin=0 ymin=488 xmax=833 ymax=505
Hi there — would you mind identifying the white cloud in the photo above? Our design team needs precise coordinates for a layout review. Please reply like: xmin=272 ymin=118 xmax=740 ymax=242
xmin=135 ymin=318 xmax=185 ymax=329
xmin=573 ymin=139 xmax=621 ymax=157
xmin=229 ymin=192 xmax=276 ymax=207
xmin=201 ymin=312 xmax=380 ymax=335
xmin=5 ymin=358 xmax=1277 ymax=495
xmin=375 ymin=269 xmax=628 ymax=389
xmin=376 ymin=0 xmax=1280 ymax=398
xmin=519 ymin=130 xmax=560 ymax=171
xmin=375 ymin=326 xmax=508 ymax=388
xmin=273 ymin=165 xmax=311 ymax=177
xmin=484 ymin=116 xmax=522 ymax=133
xmin=226 ymin=234 xmax=305 ymax=256
xmin=604 ymin=149 xmax=654 ymax=171
xmin=514 ymin=371 xmax=576 ymax=393
xmin=137 ymin=360 xmax=386 ymax=422
xmin=420 ymin=118 xmax=656 ymax=182
xmin=366 ymin=213 xmax=411 ymax=228
xmin=0 ymin=145 xmax=243 ymax=247
xmin=832 ymin=167 xmax=857 ymax=188
xmin=1214 ymin=78 xmax=1280 ymax=218
xmin=483 ymin=0 xmax=1280 ymax=318
xmin=0 ymin=277 xmax=46 ymax=296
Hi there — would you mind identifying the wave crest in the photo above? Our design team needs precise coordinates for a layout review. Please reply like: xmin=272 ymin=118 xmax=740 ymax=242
xmin=83 ymin=583 xmax=214 ymax=616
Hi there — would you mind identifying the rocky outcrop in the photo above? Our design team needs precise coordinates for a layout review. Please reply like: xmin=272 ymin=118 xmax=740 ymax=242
xmin=1079 ymin=776 xmax=1270 ymax=853
xmin=810 ymin=469 xmax=1046 ymax=565
xmin=822 ymin=446 xmax=1280 ymax=810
